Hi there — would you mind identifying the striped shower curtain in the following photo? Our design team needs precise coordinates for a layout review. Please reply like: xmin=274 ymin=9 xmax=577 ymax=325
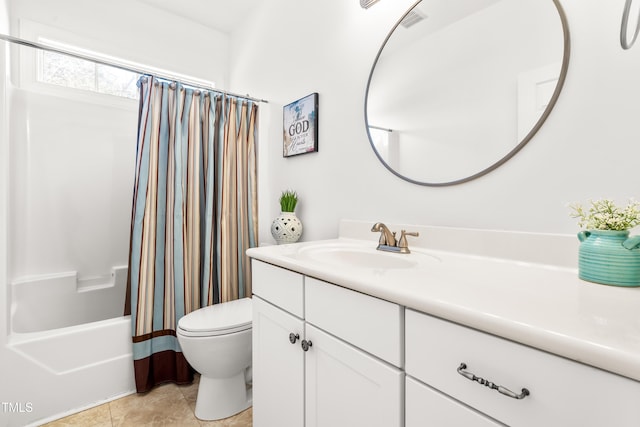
xmin=125 ymin=76 xmax=258 ymax=393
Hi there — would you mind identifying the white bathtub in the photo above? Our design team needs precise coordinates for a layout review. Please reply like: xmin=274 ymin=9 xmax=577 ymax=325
xmin=11 ymin=266 xmax=129 ymax=333
xmin=6 ymin=267 xmax=136 ymax=426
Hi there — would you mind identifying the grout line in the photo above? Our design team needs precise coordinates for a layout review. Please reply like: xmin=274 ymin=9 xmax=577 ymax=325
xmin=107 ymin=400 xmax=114 ymax=427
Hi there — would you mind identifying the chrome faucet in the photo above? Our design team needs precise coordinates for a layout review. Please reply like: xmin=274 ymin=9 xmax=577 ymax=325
xmin=371 ymin=222 xmax=419 ymax=254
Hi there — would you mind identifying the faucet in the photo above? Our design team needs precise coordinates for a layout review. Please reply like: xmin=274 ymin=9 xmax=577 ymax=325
xmin=371 ymin=222 xmax=419 ymax=254
xmin=371 ymin=222 xmax=397 ymax=247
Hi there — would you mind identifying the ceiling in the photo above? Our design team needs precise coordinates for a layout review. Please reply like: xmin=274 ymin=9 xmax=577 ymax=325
xmin=137 ymin=0 xmax=257 ymax=33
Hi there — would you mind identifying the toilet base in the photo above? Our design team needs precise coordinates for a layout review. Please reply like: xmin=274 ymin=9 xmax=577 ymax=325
xmin=194 ymin=371 xmax=252 ymax=421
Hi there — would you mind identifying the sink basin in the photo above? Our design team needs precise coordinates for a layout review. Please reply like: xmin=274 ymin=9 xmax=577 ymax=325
xmin=296 ymin=242 xmax=438 ymax=270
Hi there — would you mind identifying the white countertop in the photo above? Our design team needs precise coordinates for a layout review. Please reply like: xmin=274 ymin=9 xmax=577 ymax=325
xmin=247 ymin=220 xmax=640 ymax=383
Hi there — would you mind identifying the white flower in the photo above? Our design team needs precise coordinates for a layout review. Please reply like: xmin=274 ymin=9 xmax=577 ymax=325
xmin=569 ymin=199 xmax=640 ymax=231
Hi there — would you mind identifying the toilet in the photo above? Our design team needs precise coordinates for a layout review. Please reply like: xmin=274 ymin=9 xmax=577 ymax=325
xmin=177 ymin=297 xmax=252 ymax=421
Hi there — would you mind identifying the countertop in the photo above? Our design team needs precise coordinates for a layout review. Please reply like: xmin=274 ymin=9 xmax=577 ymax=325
xmin=247 ymin=221 xmax=640 ymax=383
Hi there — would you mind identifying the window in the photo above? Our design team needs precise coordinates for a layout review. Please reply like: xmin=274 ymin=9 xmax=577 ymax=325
xmin=38 ymin=49 xmax=140 ymax=100
xmin=32 ymin=37 xmax=215 ymax=102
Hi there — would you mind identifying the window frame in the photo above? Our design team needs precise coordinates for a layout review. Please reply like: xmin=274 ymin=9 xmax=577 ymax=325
xmin=16 ymin=19 xmax=215 ymax=109
xmin=36 ymin=47 xmax=141 ymax=101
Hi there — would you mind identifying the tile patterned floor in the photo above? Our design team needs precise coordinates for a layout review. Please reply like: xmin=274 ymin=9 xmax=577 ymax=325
xmin=42 ymin=375 xmax=252 ymax=427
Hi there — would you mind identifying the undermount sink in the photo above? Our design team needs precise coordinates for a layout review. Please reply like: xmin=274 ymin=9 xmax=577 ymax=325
xmin=296 ymin=242 xmax=439 ymax=270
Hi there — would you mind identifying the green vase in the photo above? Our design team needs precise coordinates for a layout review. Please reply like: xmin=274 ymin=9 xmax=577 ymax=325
xmin=577 ymin=230 xmax=640 ymax=287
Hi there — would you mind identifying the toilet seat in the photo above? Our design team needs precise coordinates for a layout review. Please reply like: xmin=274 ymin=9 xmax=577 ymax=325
xmin=177 ymin=297 xmax=252 ymax=337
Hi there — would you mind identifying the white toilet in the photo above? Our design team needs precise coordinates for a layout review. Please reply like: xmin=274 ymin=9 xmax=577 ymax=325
xmin=177 ymin=297 xmax=252 ymax=421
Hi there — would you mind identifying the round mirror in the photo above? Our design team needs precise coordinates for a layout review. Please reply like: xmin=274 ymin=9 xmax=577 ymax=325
xmin=365 ymin=0 xmax=570 ymax=186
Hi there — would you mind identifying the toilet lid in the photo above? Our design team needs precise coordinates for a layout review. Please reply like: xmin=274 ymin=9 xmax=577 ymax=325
xmin=177 ymin=297 xmax=252 ymax=337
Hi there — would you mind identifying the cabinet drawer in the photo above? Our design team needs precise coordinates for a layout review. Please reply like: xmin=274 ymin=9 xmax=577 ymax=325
xmin=406 ymin=376 xmax=501 ymax=427
xmin=305 ymin=277 xmax=402 ymax=367
xmin=406 ymin=309 xmax=640 ymax=427
xmin=252 ymin=260 xmax=304 ymax=318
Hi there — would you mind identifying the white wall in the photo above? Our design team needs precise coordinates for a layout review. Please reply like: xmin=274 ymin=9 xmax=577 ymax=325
xmin=229 ymin=0 xmax=640 ymax=243
xmin=10 ymin=0 xmax=229 ymax=87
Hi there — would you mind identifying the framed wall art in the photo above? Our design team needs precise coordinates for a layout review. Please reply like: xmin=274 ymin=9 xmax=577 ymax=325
xmin=283 ymin=92 xmax=318 ymax=157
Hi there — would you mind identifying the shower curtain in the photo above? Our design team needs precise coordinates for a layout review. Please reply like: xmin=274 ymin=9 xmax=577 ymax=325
xmin=125 ymin=76 xmax=258 ymax=393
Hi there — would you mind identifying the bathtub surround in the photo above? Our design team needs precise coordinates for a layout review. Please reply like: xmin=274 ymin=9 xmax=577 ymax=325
xmin=11 ymin=266 xmax=128 ymax=332
xmin=126 ymin=76 xmax=258 ymax=393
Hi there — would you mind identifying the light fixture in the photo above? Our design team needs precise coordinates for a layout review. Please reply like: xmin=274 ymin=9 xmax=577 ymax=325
xmin=400 ymin=9 xmax=427 ymax=28
xmin=360 ymin=0 xmax=381 ymax=9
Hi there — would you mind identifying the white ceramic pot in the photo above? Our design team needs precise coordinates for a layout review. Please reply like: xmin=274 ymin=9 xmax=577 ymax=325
xmin=271 ymin=212 xmax=303 ymax=244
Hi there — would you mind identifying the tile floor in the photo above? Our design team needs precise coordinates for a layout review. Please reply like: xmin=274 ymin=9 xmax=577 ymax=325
xmin=42 ymin=375 xmax=252 ymax=427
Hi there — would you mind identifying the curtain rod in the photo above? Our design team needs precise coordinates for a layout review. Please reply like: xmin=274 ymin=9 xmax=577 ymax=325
xmin=0 ymin=33 xmax=268 ymax=104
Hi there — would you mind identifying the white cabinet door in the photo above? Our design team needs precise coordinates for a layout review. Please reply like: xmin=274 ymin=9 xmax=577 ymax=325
xmin=252 ymin=296 xmax=304 ymax=427
xmin=406 ymin=376 xmax=502 ymax=427
xmin=305 ymin=324 xmax=403 ymax=427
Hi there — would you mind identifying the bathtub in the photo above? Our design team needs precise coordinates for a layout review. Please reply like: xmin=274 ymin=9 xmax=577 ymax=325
xmin=11 ymin=266 xmax=129 ymax=333
xmin=5 ymin=267 xmax=136 ymax=426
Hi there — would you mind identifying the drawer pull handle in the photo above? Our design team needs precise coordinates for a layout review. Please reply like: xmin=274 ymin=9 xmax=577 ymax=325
xmin=457 ymin=363 xmax=530 ymax=400
xmin=289 ymin=333 xmax=300 ymax=344
xmin=301 ymin=340 xmax=313 ymax=352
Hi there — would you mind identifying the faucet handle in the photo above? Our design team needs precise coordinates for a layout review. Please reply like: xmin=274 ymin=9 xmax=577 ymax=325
xmin=398 ymin=230 xmax=419 ymax=252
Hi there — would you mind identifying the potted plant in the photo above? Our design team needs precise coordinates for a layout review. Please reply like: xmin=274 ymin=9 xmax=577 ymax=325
xmin=271 ymin=190 xmax=303 ymax=244
xmin=570 ymin=198 xmax=640 ymax=286
xmin=279 ymin=190 xmax=298 ymax=213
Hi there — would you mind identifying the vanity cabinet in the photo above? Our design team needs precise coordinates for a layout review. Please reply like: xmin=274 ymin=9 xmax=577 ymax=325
xmin=251 ymin=255 xmax=640 ymax=427
xmin=406 ymin=309 xmax=640 ymax=427
xmin=252 ymin=260 xmax=403 ymax=427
